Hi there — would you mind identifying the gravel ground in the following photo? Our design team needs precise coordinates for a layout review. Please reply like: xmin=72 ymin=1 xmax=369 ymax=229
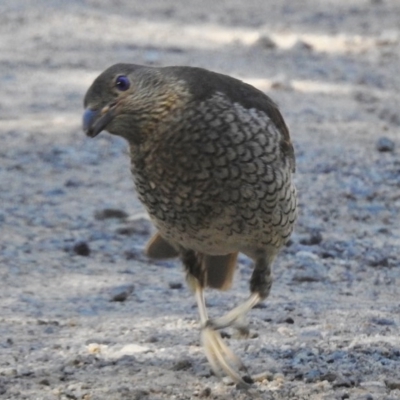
xmin=1 ymin=1 xmax=400 ymax=399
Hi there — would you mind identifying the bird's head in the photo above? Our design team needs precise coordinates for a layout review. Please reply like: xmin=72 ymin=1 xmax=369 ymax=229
xmin=83 ymin=63 xmax=189 ymax=144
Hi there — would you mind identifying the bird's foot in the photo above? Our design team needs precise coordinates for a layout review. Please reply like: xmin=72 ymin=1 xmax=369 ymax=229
xmin=206 ymin=317 xmax=250 ymax=339
xmin=201 ymin=325 xmax=253 ymax=388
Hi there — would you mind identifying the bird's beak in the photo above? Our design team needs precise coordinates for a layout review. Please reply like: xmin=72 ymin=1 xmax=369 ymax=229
xmin=83 ymin=103 xmax=117 ymax=138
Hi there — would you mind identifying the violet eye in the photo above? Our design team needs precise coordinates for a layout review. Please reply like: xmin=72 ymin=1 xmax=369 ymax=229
xmin=115 ymin=75 xmax=130 ymax=91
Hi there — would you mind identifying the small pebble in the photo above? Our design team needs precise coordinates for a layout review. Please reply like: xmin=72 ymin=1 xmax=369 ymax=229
xmin=199 ymin=387 xmax=211 ymax=398
xmin=333 ymin=377 xmax=356 ymax=388
xmin=73 ymin=241 xmax=90 ymax=257
xmin=146 ymin=335 xmax=159 ymax=343
xmin=283 ymin=317 xmax=294 ymax=324
xmin=376 ymin=137 xmax=395 ymax=152
xmin=110 ymin=284 xmax=134 ymax=302
xmin=299 ymin=230 xmax=323 ymax=246
xmin=171 ymin=359 xmax=192 ymax=371
xmin=370 ymin=317 xmax=395 ymax=326
xmin=254 ymin=35 xmax=276 ymax=49
xmin=116 ymin=218 xmax=152 ymax=236
xmin=385 ymin=379 xmax=400 ymax=390
xmin=320 ymin=372 xmax=338 ymax=382
xmin=94 ymin=208 xmax=129 ymax=220
xmin=169 ymin=281 xmax=183 ymax=289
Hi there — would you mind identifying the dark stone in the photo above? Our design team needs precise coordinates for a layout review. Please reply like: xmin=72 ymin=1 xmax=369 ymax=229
xmin=73 ymin=241 xmax=90 ymax=256
xmin=64 ymin=179 xmax=81 ymax=188
xmin=146 ymin=336 xmax=159 ymax=343
xmin=370 ymin=317 xmax=395 ymax=326
xmin=299 ymin=230 xmax=323 ymax=246
xmin=199 ymin=387 xmax=212 ymax=397
xmin=255 ymin=35 xmax=277 ymax=49
xmin=124 ymin=250 xmax=140 ymax=260
xmin=282 ymin=317 xmax=294 ymax=324
xmin=254 ymin=302 xmax=267 ymax=309
xmin=169 ymin=281 xmax=183 ymax=289
xmin=333 ymin=377 xmax=356 ymax=388
xmin=366 ymin=250 xmax=389 ymax=267
xmin=37 ymin=320 xmax=60 ymax=326
xmin=94 ymin=208 xmax=129 ymax=220
xmin=376 ymin=137 xmax=395 ymax=152
xmin=241 ymin=375 xmax=254 ymax=385
xmin=320 ymin=372 xmax=338 ymax=382
xmin=110 ymin=284 xmax=134 ymax=302
xmin=385 ymin=379 xmax=400 ymax=390
xmin=171 ymin=359 xmax=192 ymax=371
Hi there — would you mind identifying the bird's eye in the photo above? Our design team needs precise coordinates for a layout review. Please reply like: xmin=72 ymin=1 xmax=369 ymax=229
xmin=115 ymin=75 xmax=130 ymax=91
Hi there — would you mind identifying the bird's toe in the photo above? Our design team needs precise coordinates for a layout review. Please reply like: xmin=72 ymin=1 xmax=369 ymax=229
xmin=201 ymin=326 xmax=252 ymax=388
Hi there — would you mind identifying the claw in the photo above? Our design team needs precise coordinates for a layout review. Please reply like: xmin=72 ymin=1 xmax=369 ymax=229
xmin=201 ymin=326 xmax=252 ymax=388
xmin=194 ymin=282 xmax=259 ymax=387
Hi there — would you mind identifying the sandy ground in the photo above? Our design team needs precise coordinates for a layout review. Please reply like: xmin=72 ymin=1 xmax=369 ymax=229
xmin=1 ymin=1 xmax=400 ymax=399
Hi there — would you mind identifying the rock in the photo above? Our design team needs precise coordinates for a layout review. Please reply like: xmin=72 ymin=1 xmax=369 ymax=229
xmin=365 ymin=250 xmax=389 ymax=267
xmin=333 ymin=376 xmax=357 ymax=388
xmin=199 ymin=387 xmax=212 ymax=397
xmin=94 ymin=208 xmax=129 ymax=220
xmin=254 ymin=35 xmax=277 ymax=49
xmin=376 ymin=137 xmax=395 ymax=152
xmin=73 ymin=241 xmax=90 ymax=257
xmin=0 ymin=368 xmax=17 ymax=377
xmin=369 ymin=317 xmax=395 ymax=326
xmin=282 ymin=316 xmax=294 ymax=324
xmin=385 ymin=379 xmax=400 ymax=390
xmin=169 ymin=281 xmax=183 ymax=289
xmin=109 ymin=284 xmax=134 ymax=302
xmin=116 ymin=218 xmax=152 ymax=236
xmin=299 ymin=230 xmax=323 ymax=246
xmin=320 ymin=372 xmax=338 ymax=382
xmin=145 ymin=335 xmax=159 ymax=343
xmin=171 ymin=359 xmax=192 ymax=371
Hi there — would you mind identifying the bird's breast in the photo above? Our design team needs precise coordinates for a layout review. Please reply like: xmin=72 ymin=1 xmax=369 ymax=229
xmin=128 ymin=96 xmax=297 ymax=253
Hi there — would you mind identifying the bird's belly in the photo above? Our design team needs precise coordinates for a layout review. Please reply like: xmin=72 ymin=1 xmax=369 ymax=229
xmin=133 ymin=160 xmax=297 ymax=255
xmin=148 ymin=199 xmax=296 ymax=256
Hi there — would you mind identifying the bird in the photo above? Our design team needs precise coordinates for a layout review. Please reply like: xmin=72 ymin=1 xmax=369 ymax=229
xmin=83 ymin=63 xmax=297 ymax=387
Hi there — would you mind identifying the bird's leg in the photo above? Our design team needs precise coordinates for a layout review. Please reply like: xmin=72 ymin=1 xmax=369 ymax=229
xmin=194 ymin=280 xmax=250 ymax=381
xmin=200 ymin=252 xmax=274 ymax=384
xmin=206 ymin=293 xmax=260 ymax=332
xmin=181 ymin=250 xmax=252 ymax=388
xmin=207 ymin=252 xmax=272 ymax=338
